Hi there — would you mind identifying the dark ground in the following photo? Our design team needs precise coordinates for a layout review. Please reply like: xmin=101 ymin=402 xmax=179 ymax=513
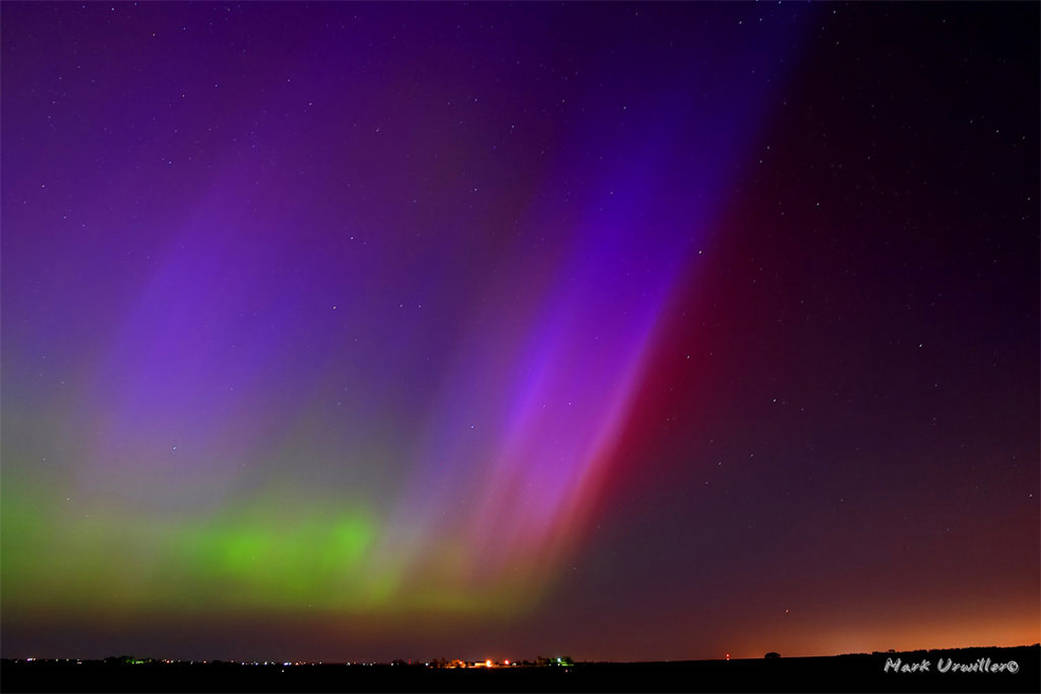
xmin=1 ymin=645 xmax=1037 ymax=692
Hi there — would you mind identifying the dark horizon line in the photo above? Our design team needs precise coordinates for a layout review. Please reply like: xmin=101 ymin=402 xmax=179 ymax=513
xmin=5 ymin=643 xmax=1039 ymax=667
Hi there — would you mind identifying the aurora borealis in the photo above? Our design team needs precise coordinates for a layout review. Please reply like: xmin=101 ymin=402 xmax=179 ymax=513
xmin=2 ymin=1 xmax=1039 ymax=663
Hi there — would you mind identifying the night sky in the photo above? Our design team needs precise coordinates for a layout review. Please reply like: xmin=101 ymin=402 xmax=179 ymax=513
xmin=2 ymin=2 xmax=1038 ymax=663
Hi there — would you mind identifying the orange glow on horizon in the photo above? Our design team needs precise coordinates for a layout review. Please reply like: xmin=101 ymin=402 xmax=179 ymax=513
xmin=719 ymin=610 xmax=1041 ymax=660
